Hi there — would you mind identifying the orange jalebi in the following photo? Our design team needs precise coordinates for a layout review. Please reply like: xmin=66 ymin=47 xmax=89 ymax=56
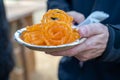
xmin=41 ymin=9 xmax=73 ymax=24
xmin=21 ymin=9 xmax=80 ymax=46
xmin=21 ymin=24 xmax=45 ymax=45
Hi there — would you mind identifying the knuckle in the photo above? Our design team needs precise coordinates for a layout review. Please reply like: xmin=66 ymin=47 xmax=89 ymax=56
xmin=68 ymin=49 xmax=76 ymax=56
xmin=79 ymin=58 xmax=88 ymax=61
xmin=97 ymin=23 xmax=108 ymax=33
xmin=84 ymin=42 xmax=94 ymax=50
xmin=79 ymin=14 xmax=85 ymax=19
xmin=75 ymin=55 xmax=88 ymax=61
xmin=70 ymin=11 xmax=76 ymax=15
xmin=77 ymin=54 xmax=90 ymax=61
xmin=82 ymin=54 xmax=89 ymax=60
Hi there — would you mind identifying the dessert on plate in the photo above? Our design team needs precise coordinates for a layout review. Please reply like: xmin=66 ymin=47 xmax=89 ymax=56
xmin=21 ymin=9 xmax=80 ymax=46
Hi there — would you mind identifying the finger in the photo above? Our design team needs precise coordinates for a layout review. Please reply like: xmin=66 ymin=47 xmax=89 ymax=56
xmin=47 ymin=43 xmax=87 ymax=56
xmin=67 ymin=11 xmax=85 ymax=23
xmin=49 ymin=48 xmax=77 ymax=56
xmin=78 ymin=23 xmax=107 ymax=38
xmin=50 ymin=38 xmax=92 ymax=56
xmin=45 ymin=38 xmax=89 ymax=56
xmin=50 ymin=40 xmax=89 ymax=56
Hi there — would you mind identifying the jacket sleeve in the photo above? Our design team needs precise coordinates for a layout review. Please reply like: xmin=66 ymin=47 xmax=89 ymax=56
xmin=99 ymin=24 xmax=120 ymax=63
xmin=47 ymin=0 xmax=71 ymax=11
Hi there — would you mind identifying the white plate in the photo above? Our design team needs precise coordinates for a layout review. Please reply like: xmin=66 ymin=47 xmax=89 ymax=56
xmin=14 ymin=28 xmax=86 ymax=52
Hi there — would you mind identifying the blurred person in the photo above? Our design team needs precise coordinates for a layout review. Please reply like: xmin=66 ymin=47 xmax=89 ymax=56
xmin=47 ymin=0 xmax=120 ymax=80
xmin=0 ymin=0 xmax=14 ymax=80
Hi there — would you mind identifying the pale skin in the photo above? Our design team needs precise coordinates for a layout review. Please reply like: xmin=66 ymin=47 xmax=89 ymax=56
xmin=46 ymin=11 xmax=109 ymax=61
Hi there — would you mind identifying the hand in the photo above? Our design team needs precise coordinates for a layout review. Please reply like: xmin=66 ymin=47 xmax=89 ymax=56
xmin=74 ymin=23 xmax=109 ymax=61
xmin=47 ymin=23 xmax=109 ymax=61
xmin=67 ymin=11 xmax=85 ymax=23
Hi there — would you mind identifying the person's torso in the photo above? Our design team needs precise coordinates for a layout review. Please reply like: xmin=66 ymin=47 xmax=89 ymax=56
xmin=70 ymin=0 xmax=120 ymax=25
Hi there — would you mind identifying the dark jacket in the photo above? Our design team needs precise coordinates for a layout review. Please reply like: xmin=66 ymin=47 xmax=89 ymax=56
xmin=0 ymin=1 xmax=14 ymax=80
xmin=47 ymin=0 xmax=120 ymax=80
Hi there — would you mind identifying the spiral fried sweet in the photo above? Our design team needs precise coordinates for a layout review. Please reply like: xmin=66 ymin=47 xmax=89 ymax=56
xmin=21 ymin=9 xmax=80 ymax=46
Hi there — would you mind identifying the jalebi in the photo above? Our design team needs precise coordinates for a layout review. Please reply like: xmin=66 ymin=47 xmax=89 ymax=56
xmin=41 ymin=9 xmax=73 ymax=24
xmin=21 ymin=9 xmax=80 ymax=46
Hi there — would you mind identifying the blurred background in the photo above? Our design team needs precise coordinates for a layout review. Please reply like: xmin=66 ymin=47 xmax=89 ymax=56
xmin=4 ymin=0 xmax=62 ymax=80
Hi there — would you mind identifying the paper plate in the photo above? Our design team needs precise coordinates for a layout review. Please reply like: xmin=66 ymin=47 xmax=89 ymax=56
xmin=14 ymin=28 xmax=86 ymax=52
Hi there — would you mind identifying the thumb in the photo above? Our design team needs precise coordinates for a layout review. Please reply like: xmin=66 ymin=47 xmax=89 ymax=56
xmin=78 ymin=23 xmax=105 ymax=38
xmin=67 ymin=11 xmax=85 ymax=23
